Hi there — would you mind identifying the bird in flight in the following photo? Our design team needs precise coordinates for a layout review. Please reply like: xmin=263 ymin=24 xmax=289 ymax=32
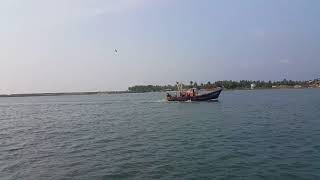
xmin=114 ymin=49 xmax=118 ymax=53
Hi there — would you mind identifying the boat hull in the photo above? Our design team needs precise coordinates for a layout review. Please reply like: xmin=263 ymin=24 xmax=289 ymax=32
xmin=166 ymin=87 xmax=222 ymax=102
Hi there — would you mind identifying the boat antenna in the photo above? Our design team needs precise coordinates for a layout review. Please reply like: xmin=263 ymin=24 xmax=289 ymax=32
xmin=176 ymin=81 xmax=183 ymax=92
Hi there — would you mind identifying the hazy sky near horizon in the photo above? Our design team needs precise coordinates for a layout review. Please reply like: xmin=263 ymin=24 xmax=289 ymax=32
xmin=1 ymin=0 xmax=319 ymax=93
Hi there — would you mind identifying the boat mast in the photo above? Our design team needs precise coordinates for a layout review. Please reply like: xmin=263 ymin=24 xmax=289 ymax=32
xmin=176 ymin=82 xmax=183 ymax=94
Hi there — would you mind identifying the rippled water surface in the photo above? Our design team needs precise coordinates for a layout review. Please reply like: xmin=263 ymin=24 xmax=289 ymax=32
xmin=1 ymin=89 xmax=320 ymax=180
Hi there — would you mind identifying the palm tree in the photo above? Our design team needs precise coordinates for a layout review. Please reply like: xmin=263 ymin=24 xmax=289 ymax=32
xmin=194 ymin=82 xmax=198 ymax=89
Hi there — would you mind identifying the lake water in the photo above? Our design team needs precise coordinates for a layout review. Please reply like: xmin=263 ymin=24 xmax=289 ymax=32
xmin=1 ymin=89 xmax=320 ymax=180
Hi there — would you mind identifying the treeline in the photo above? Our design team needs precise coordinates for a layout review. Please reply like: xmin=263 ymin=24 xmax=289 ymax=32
xmin=128 ymin=85 xmax=177 ymax=93
xmin=214 ymin=79 xmax=309 ymax=89
xmin=128 ymin=79 xmax=316 ymax=93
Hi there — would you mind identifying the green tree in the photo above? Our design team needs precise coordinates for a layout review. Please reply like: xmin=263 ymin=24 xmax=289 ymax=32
xmin=193 ymin=82 xmax=198 ymax=89
xmin=189 ymin=81 xmax=193 ymax=87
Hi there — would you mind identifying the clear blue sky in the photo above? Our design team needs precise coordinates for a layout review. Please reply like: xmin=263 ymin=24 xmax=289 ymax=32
xmin=0 ymin=0 xmax=319 ymax=93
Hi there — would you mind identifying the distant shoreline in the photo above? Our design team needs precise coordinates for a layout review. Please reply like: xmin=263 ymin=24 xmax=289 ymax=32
xmin=2 ymin=79 xmax=319 ymax=97
xmin=128 ymin=79 xmax=320 ymax=93
xmin=0 ymin=91 xmax=131 ymax=98
xmin=1 ymin=87 xmax=318 ymax=98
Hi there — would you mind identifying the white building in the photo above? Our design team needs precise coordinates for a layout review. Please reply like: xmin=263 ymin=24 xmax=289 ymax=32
xmin=250 ymin=83 xmax=256 ymax=90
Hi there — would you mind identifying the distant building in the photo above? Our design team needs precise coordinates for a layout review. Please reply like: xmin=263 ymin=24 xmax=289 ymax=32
xmin=294 ymin=85 xmax=302 ymax=88
xmin=250 ymin=83 xmax=256 ymax=90
xmin=272 ymin=85 xmax=277 ymax=88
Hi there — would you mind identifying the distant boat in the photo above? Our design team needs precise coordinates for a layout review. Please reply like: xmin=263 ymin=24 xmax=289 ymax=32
xmin=166 ymin=83 xmax=222 ymax=102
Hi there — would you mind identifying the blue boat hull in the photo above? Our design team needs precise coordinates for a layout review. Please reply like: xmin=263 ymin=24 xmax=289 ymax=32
xmin=166 ymin=87 xmax=222 ymax=102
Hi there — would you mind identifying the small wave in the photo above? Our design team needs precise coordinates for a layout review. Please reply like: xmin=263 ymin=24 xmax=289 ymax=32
xmin=139 ymin=99 xmax=168 ymax=104
xmin=155 ymin=99 xmax=168 ymax=103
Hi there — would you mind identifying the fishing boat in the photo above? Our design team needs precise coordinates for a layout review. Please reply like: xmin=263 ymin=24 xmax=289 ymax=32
xmin=166 ymin=83 xmax=223 ymax=102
